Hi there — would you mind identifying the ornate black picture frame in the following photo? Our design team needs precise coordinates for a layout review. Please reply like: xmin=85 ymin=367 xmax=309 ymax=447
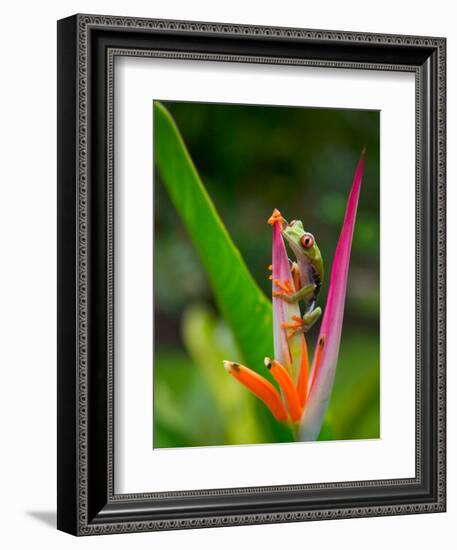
xmin=57 ymin=14 xmax=446 ymax=535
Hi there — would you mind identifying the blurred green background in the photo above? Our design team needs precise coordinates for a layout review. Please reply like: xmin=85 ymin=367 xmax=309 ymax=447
xmin=153 ymin=100 xmax=380 ymax=448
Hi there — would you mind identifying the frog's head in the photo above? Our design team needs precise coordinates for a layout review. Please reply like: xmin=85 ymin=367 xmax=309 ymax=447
xmin=282 ymin=220 xmax=319 ymax=264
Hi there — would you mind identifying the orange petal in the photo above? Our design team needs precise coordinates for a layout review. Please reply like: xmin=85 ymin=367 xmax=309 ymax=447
xmin=223 ymin=361 xmax=288 ymax=422
xmin=264 ymin=358 xmax=302 ymax=423
xmin=309 ymin=335 xmax=326 ymax=392
xmin=297 ymin=334 xmax=309 ymax=408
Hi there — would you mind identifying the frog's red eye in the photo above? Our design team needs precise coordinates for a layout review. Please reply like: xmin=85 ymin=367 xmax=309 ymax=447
xmin=289 ymin=220 xmax=297 ymax=227
xmin=301 ymin=234 xmax=314 ymax=249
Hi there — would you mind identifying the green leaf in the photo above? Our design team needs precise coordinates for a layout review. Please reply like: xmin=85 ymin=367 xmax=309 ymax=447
xmin=181 ymin=303 xmax=264 ymax=445
xmin=154 ymin=101 xmax=273 ymax=372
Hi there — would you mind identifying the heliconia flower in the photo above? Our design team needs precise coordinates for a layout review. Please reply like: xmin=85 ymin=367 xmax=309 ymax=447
xmin=300 ymin=150 xmax=365 ymax=440
xmin=269 ymin=208 xmax=304 ymax=383
xmin=224 ymin=151 xmax=365 ymax=439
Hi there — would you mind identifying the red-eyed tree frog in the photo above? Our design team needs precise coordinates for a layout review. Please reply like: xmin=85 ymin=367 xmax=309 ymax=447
xmin=275 ymin=219 xmax=324 ymax=332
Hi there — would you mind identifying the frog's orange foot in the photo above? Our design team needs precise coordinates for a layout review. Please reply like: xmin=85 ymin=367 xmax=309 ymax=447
xmin=281 ymin=315 xmax=306 ymax=339
xmin=273 ymin=278 xmax=294 ymax=295
xmin=267 ymin=209 xmax=285 ymax=230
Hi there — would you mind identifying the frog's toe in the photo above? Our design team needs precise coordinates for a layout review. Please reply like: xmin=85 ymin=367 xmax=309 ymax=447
xmin=302 ymin=308 xmax=322 ymax=332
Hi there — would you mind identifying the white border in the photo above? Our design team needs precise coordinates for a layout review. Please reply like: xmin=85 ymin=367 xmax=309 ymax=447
xmin=114 ymin=57 xmax=416 ymax=494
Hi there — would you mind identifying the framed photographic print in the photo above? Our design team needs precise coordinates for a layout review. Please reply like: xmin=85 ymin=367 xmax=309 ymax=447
xmin=57 ymin=14 xmax=446 ymax=535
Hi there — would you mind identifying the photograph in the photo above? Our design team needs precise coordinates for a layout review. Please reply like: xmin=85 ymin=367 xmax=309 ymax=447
xmin=153 ymin=100 xmax=380 ymax=448
xmin=0 ymin=0 xmax=451 ymax=544
xmin=54 ymin=10 xmax=445 ymax=536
